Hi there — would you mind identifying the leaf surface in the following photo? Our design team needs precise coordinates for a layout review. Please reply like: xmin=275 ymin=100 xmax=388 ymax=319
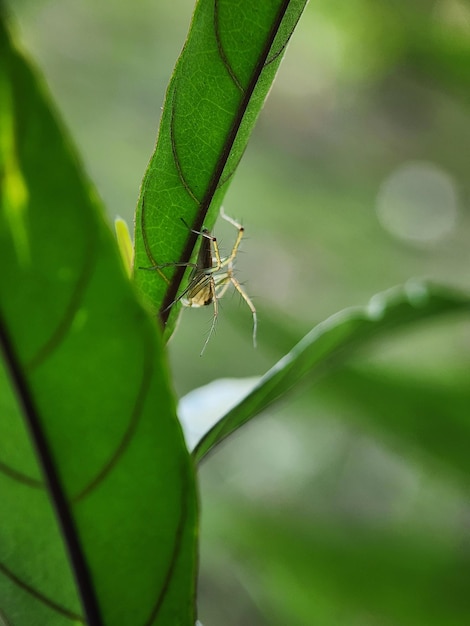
xmin=0 ymin=17 xmax=197 ymax=626
xmin=133 ymin=0 xmax=308 ymax=334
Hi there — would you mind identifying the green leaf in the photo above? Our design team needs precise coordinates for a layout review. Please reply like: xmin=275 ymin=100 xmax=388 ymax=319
xmin=0 ymin=16 xmax=197 ymax=626
xmin=192 ymin=282 xmax=470 ymax=462
xmin=212 ymin=505 xmax=470 ymax=626
xmin=133 ymin=0 xmax=308 ymax=333
xmin=315 ymin=365 xmax=470 ymax=479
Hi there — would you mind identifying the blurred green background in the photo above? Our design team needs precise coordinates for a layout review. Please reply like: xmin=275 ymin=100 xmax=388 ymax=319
xmin=12 ymin=1 xmax=470 ymax=624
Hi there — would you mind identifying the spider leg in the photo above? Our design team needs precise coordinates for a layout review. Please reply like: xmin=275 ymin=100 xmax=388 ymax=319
xmin=213 ymin=221 xmax=257 ymax=347
xmin=162 ymin=272 xmax=212 ymax=313
xmin=213 ymin=272 xmax=232 ymax=299
xmin=229 ymin=275 xmax=257 ymax=348
xmin=139 ymin=262 xmax=198 ymax=270
xmin=138 ymin=265 xmax=170 ymax=283
xmin=219 ymin=207 xmax=245 ymax=269
xmin=139 ymin=260 xmax=199 ymax=287
xmin=200 ymin=278 xmax=218 ymax=356
xmin=180 ymin=218 xmax=222 ymax=271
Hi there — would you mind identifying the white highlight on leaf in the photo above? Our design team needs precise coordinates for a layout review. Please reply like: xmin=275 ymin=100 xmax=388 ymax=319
xmin=178 ymin=377 xmax=260 ymax=451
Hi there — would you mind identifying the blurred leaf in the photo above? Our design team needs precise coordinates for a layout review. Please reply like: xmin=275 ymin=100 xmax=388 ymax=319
xmin=213 ymin=505 xmax=470 ymax=626
xmin=406 ymin=4 xmax=470 ymax=106
xmin=0 ymin=16 xmax=197 ymax=626
xmin=315 ymin=365 xmax=470 ymax=480
xmin=193 ymin=282 xmax=470 ymax=462
xmin=133 ymin=0 xmax=307 ymax=334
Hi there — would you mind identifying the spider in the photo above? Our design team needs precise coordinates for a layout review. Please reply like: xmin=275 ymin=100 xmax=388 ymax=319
xmin=142 ymin=208 xmax=257 ymax=355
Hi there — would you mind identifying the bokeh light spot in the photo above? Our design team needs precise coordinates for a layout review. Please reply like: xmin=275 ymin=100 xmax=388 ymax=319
xmin=376 ymin=161 xmax=459 ymax=245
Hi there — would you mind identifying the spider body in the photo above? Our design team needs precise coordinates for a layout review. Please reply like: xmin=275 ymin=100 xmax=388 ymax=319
xmin=181 ymin=229 xmax=217 ymax=308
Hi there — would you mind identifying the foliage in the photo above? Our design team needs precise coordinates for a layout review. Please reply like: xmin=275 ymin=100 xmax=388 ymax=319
xmin=1 ymin=0 xmax=470 ymax=625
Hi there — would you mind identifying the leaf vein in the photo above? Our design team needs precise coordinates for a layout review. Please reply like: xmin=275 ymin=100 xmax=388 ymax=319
xmin=213 ymin=0 xmax=245 ymax=93
xmin=0 ymin=560 xmax=84 ymax=622
xmin=265 ymin=5 xmax=305 ymax=66
xmin=142 ymin=462 xmax=192 ymax=626
xmin=0 ymin=459 xmax=44 ymax=489
xmin=170 ymin=82 xmax=202 ymax=206
xmin=71 ymin=324 xmax=154 ymax=503
xmin=26 ymin=232 xmax=96 ymax=371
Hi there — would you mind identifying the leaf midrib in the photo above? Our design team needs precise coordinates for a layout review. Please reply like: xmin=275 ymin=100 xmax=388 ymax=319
xmin=0 ymin=313 xmax=103 ymax=626
xmin=160 ymin=0 xmax=292 ymax=325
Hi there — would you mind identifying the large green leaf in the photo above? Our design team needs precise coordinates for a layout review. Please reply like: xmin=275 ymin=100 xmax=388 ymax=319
xmin=0 ymin=16 xmax=197 ymax=626
xmin=192 ymin=282 xmax=470 ymax=462
xmin=133 ymin=0 xmax=307 ymax=333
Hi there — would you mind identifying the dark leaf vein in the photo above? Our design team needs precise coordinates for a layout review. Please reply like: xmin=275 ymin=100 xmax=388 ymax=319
xmin=0 ymin=459 xmax=44 ymax=489
xmin=71 ymin=323 xmax=154 ymax=503
xmin=141 ymin=196 xmax=159 ymax=269
xmin=0 ymin=560 xmax=84 ymax=622
xmin=26 ymin=232 xmax=96 ymax=372
xmin=216 ymin=148 xmax=245 ymax=191
xmin=143 ymin=463 xmax=191 ymax=626
xmin=214 ymin=0 xmax=245 ymax=93
xmin=265 ymin=6 xmax=305 ymax=66
xmin=170 ymin=83 xmax=202 ymax=206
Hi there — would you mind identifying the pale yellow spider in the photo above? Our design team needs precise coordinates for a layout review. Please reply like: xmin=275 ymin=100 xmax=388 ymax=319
xmin=144 ymin=208 xmax=257 ymax=355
